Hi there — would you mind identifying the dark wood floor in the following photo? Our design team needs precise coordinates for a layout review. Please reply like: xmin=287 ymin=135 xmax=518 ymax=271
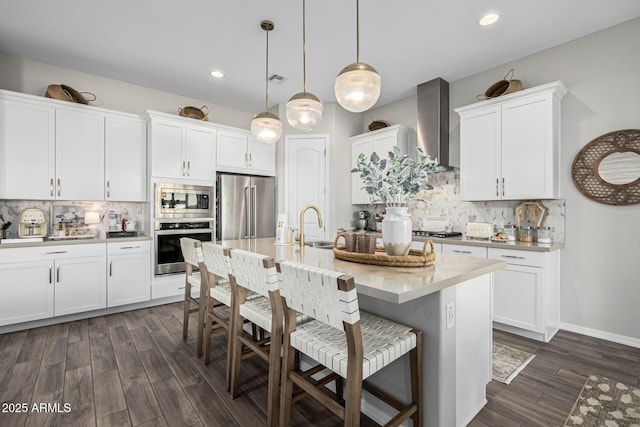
xmin=0 ymin=302 xmax=638 ymax=427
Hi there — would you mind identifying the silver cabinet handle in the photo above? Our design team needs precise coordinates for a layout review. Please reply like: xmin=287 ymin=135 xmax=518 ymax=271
xmin=502 ymin=177 xmax=505 ymax=197
xmin=49 ymin=265 xmax=53 ymax=284
xmin=50 ymin=178 xmax=54 ymax=197
xmin=496 ymin=178 xmax=499 ymax=197
xmin=244 ymin=152 xmax=248 ymax=167
xmin=109 ymin=260 xmax=112 ymax=277
xmin=119 ymin=246 xmax=141 ymax=250
xmin=453 ymin=249 xmax=473 ymax=254
xmin=248 ymin=153 xmax=252 ymax=167
xmin=56 ymin=264 xmax=60 ymax=283
xmin=187 ymin=161 xmax=191 ymax=176
xmin=106 ymin=180 xmax=110 ymax=198
xmin=57 ymin=178 xmax=61 ymax=196
xmin=182 ymin=160 xmax=186 ymax=176
xmin=41 ymin=251 xmax=68 ymax=255
xmin=501 ymin=254 xmax=526 ymax=259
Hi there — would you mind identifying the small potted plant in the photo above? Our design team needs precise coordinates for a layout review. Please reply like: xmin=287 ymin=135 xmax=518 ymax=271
xmin=352 ymin=146 xmax=439 ymax=255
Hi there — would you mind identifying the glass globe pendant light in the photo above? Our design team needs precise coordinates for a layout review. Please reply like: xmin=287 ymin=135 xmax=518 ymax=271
xmin=251 ymin=20 xmax=283 ymax=144
xmin=334 ymin=0 xmax=381 ymax=113
xmin=286 ymin=0 xmax=323 ymax=131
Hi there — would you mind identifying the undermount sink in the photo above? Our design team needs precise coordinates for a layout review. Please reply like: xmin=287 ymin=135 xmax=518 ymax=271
xmin=304 ymin=240 xmax=334 ymax=249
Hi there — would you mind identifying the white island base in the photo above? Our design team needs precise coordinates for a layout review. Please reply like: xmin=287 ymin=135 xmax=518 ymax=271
xmin=220 ymin=238 xmax=505 ymax=427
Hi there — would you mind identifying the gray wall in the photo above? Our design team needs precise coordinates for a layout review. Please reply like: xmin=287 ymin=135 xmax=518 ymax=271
xmin=0 ymin=52 xmax=254 ymax=128
xmin=367 ymin=18 xmax=640 ymax=342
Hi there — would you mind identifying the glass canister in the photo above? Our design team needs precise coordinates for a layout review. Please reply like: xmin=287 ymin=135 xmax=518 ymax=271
xmin=504 ymin=224 xmax=517 ymax=241
xmin=537 ymin=226 xmax=554 ymax=243
xmin=519 ymin=226 xmax=535 ymax=242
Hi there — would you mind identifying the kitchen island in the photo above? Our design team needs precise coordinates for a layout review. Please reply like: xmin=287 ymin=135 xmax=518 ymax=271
xmin=219 ymin=238 xmax=506 ymax=427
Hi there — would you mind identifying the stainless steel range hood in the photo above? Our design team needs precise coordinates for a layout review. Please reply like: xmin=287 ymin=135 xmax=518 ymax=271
xmin=417 ymin=78 xmax=450 ymax=167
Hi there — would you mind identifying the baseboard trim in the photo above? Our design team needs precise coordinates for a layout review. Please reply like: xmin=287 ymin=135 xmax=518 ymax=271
xmin=560 ymin=322 xmax=640 ymax=349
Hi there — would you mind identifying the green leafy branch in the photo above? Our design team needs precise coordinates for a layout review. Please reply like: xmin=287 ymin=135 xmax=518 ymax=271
xmin=351 ymin=146 xmax=440 ymax=206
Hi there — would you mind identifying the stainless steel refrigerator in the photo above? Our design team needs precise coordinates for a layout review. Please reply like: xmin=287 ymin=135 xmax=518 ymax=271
xmin=216 ymin=173 xmax=276 ymax=241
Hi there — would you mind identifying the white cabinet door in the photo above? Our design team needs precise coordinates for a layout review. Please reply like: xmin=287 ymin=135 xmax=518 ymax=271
xmin=249 ymin=136 xmax=276 ymax=176
xmin=105 ymin=116 xmax=147 ymax=201
xmin=492 ymin=264 xmax=543 ymax=332
xmin=458 ymin=106 xmax=501 ymax=201
xmin=107 ymin=242 xmax=151 ymax=307
xmin=56 ymin=108 xmax=105 ymax=200
xmin=185 ymin=125 xmax=216 ymax=181
xmin=351 ymin=138 xmax=372 ymax=204
xmin=217 ymin=129 xmax=249 ymax=170
xmin=151 ymin=119 xmax=186 ymax=179
xmin=501 ymin=94 xmax=554 ymax=199
xmin=0 ymin=99 xmax=56 ymax=199
xmin=0 ymin=261 xmax=54 ymax=326
xmin=54 ymin=256 xmax=106 ymax=316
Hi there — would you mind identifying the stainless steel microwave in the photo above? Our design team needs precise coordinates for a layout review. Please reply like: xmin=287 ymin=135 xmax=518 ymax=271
xmin=154 ymin=183 xmax=213 ymax=218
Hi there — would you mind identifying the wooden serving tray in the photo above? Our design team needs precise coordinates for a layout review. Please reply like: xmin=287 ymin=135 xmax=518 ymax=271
xmin=333 ymin=240 xmax=436 ymax=267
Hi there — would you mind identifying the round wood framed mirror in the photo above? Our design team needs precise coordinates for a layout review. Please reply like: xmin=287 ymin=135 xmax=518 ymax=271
xmin=572 ymin=129 xmax=640 ymax=205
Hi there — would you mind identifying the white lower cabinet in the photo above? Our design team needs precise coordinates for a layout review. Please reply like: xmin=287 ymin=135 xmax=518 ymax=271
xmin=488 ymin=247 xmax=560 ymax=342
xmin=107 ymin=241 xmax=151 ymax=307
xmin=0 ymin=260 xmax=54 ymax=326
xmin=0 ymin=244 xmax=106 ymax=324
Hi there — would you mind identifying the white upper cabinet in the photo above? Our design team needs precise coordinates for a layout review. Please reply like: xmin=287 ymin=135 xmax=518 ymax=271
xmin=216 ymin=128 xmax=276 ymax=176
xmin=55 ymin=107 xmax=105 ymax=200
xmin=350 ymin=125 xmax=414 ymax=204
xmin=105 ymin=115 xmax=147 ymax=201
xmin=148 ymin=111 xmax=216 ymax=182
xmin=0 ymin=90 xmax=147 ymax=201
xmin=0 ymin=95 xmax=56 ymax=199
xmin=455 ymin=81 xmax=567 ymax=201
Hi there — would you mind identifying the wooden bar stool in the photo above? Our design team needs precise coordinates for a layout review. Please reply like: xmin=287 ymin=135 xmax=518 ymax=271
xmin=179 ymin=237 xmax=209 ymax=357
xmin=276 ymin=261 xmax=423 ymax=427
xmin=227 ymin=249 xmax=284 ymax=427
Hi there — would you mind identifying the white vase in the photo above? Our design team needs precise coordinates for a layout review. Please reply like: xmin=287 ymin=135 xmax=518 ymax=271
xmin=381 ymin=206 xmax=412 ymax=256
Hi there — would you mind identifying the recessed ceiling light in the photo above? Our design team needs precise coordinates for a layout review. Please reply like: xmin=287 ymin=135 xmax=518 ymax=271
xmin=479 ymin=13 xmax=500 ymax=26
xmin=210 ymin=70 xmax=225 ymax=78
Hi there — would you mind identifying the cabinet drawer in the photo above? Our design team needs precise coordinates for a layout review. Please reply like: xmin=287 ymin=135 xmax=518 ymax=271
xmin=107 ymin=240 xmax=150 ymax=255
xmin=442 ymin=244 xmax=486 ymax=258
xmin=1 ymin=243 xmax=106 ymax=263
xmin=488 ymin=248 xmax=543 ymax=267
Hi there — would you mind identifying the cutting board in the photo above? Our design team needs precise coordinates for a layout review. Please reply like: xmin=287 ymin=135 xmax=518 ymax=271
xmin=514 ymin=200 xmax=548 ymax=228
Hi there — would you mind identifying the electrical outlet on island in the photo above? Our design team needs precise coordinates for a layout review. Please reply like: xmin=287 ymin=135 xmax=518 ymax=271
xmin=446 ymin=303 xmax=455 ymax=330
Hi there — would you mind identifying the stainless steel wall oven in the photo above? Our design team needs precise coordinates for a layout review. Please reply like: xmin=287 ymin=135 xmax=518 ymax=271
xmin=154 ymin=220 xmax=213 ymax=275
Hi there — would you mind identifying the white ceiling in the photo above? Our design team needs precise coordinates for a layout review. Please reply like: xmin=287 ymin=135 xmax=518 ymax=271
xmin=1 ymin=1 xmax=639 ymax=113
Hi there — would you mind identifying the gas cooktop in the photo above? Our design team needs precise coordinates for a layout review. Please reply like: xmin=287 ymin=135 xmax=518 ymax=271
xmin=412 ymin=230 xmax=462 ymax=238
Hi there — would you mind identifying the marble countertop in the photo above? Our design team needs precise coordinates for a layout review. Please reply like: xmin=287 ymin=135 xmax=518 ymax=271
xmin=0 ymin=235 xmax=151 ymax=248
xmin=219 ymin=238 xmax=507 ymax=304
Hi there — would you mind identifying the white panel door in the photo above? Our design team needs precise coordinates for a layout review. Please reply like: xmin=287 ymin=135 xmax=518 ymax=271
xmin=185 ymin=125 xmax=216 ymax=181
xmin=285 ymin=135 xmax=327 ymax=242
xmin=249 ymin=136 xmax=276 ymax=176
xmin=0 ymin=100 xmax=56 ymax=199
xmin=216 ymin=130 xmax=248 ymax=170
xmin=54 ymin=256 xmax=107 ymax=316
xmin=0 ymin=261 xmax=54 ymax=326
xmin=105 ymin=116 xmax=147 ymax=201
xmin=56 ymin=108 xmax=105 ymax=200
xmin=501 ymin=95 xmax=552 ymax=199
xmin=459 ymin=106 xmax=501 ymax=201
xmin=151 ymin=120 xmax=185 ymax=179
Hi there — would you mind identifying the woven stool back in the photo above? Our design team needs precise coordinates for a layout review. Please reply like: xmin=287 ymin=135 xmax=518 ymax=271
xmin=202 ymin=243 xmax=231 ymax=278
xmin=180 ymin=237 xmax=203 ymax=267
xmin=229 ymin=249 xmax=278 ymax=297
xmin=277 ymin=261 xmax=359 ymax=331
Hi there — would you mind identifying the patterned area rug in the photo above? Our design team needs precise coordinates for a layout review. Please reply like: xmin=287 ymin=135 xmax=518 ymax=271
xmin=492 ymin=342 xmax=535 ymax=384
xmin=564 ymin=375 xmax=640 ymax=426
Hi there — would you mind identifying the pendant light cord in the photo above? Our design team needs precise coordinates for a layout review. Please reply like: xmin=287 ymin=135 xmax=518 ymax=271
xmin=265 ymin=25 xmax=269 ymax=111
xmin=356 ymin=0 xmax=360 ymax=63
xmin=302 ymin=0 xmax=307 ymax=94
